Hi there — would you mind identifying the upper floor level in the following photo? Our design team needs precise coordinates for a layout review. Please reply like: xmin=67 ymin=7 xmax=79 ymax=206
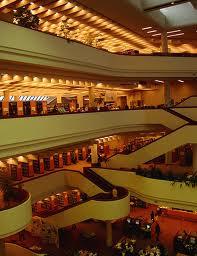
xmin=0 ymin=21 xmax=197 ymax=79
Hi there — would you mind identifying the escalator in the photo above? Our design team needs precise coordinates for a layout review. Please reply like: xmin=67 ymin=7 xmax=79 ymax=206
xmin=83 ymin=168 xmax=114 ymax=191
xmin=105 ymin=124 xmax=197 ymax=169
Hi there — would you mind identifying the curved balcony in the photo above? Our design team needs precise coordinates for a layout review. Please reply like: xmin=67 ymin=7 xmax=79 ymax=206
xmin=16 ymin=169 xmax=129 ymax=227
xmin=0 ymin=21 xmax=197 ymax=79
xmin=91 ymin=168 xmax=197 ymax=211
xmin=43 ymin=186 xmax=129 ymax=228
xmin=0 ymin=188 xmax=32 ymax=239
xmin=0 ymin=108 xmax=187 ymax=159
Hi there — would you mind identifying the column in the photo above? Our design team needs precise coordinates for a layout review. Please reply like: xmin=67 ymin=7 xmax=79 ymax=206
xmin=165 ymin=151 xmax=172 ymax=164
xmin=91 ymin=144 xmax=98 ymax=164
xmin=59 ymin=153 xmax=63 ymax=168
xmin=3 ymin=90 xmax=10 ymax=101
xmin=77 ymin=94 xmax=84 ymax=108
xmin=49 ymin=155 xmax=55 ymax=170
xmin=164 ymin=81 xmax=171 ymax=107
xmin=161 ymin=32 xmax=168 ymax=53
xmin=192 ymin=144 xmax=197 ymax=173
xmin=106 ymin=221 xmax=113 ymax=247
xmin=57 ymin=95 xmax=62 ymax=104
xmin=88 ymin=87 xmax=95 ymax=108
xmin=2 ymin=90 xmax=9 ymax=116
xmin=39 ymin=157 xmax=45 ymax=174
xmin=0 ymin=239 xmax=5 ymax=256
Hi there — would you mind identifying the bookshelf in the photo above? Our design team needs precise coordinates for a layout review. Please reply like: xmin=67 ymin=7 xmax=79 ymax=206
xmin=44 ymin=157 xmax=50 ymax=171
xmin=33 ymin=160 xmax=40 ymax=174
xmin=54 ymin=154 xmax=59 ymax=168
xmin=21 ymin=162 xmax=30 ymax=177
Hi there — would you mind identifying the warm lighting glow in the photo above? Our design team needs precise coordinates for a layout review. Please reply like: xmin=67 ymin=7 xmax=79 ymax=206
xmin=167 ymin=33 xmax=184 ymax=38
xmin=142 ymin=26 xmax=152 ymax=30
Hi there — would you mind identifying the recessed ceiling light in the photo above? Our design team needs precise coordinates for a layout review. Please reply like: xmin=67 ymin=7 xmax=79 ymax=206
xmin=147 ymin=30 xmax=157 ymax=34
xmin=142 ymin=26 xmax=152 ymax=30
xmin=167 ymin=29 xmax=181 ymax=34
xmin=155 ymin=80 xmax=164 ymax=83
xmin=152 ymin=33 xmax=161 ymax=37
xmin=167 ymin=33 xmax=184 ymax=38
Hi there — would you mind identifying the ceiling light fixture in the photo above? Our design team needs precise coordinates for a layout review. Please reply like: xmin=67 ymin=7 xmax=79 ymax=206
xmin=147 ymin=30 xmax=157 ymax=34
xmin=178 ymin=80 xmax=184 ymax=83
xmin=151 ymin=33 xmax=161 ymax=37
xmin=155 ymin=80 xmax=164 ymax=83
xmin=142 ymin=26 xmax=152 ymax=30
xmin=167 ymin=29 xmax=181 ymax=34
xmin=167 ymin=33 xmax=184 ymax=38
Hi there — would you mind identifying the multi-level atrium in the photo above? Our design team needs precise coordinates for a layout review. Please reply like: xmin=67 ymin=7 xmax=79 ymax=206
xmin=0 ymin=1 xmax=197 ymax=256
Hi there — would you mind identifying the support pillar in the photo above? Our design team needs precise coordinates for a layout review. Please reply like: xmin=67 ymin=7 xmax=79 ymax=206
xmin=88 ymin=87 xmax=95 ymax=108
xmin=192 ymin=144 xmax=197 ymax=173
xmin=164 ymin=81 xmax=171 ymax=107
xmin=3 ymin=90 xmax=10 ymax=101
xmin=106 ymin=221 xmax=113 ymax=247
xmin=165 ymin=151 xmax=172 ymax=164
xmin=0 ymin=239 xmax=5 ymax=256
xmin=91 ymin=144 xmax=98 ymax=165
xmin=77 ymin=94 xmax=84 ymax=108
xmin=161 ymin=32 xmax=168 ymax=53
xmin=56 ymin=95 xmax=62 ymax=104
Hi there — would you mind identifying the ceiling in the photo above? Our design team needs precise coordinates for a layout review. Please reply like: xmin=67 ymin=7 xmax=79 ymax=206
xmin=0 ymin=0 xmax=196 ymax=53
xmin=77 ymin=0 xmax=197 ymax=47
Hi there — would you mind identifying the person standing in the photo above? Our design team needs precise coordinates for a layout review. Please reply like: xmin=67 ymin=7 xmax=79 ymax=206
xmin=150 ymin=211 xmax=155 ymax=222
xmin=155 ymin=223 xmax=161 ymax=241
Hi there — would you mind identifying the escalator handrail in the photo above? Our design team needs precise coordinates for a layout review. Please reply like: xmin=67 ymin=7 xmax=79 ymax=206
xmin=83 ymin=168 xmax=114 ymax=191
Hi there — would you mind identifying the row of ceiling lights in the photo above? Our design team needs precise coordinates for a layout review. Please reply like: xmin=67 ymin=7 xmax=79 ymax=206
xmin=155 ymin=79 xmax=184 ymax=83
xmin=142 ymin=26 xmax=184 ymax=38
